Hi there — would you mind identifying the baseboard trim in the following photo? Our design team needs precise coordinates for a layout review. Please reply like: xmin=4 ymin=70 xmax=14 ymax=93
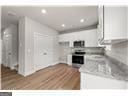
xmin=18 ymin=69 xmax=35 ymax=77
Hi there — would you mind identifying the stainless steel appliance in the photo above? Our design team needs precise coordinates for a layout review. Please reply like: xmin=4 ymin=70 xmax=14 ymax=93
xmin=73 ymin=40 xmax=85 ymax=48
xmin=72 ymin=55 xmax=84 ymax=64
xmin=72 ymin=51 xmax=85 ymax=68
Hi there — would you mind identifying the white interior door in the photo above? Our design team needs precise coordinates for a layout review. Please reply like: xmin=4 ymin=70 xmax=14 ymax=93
xmin=34 ymin=33 xmax=53 ymax=71
xmin=3 ymin=34 xmax=12 ymax=67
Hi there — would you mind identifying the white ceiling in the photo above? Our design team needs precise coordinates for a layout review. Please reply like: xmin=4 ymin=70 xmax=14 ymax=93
xmin=2 ymin=6 xmax=98 ymax=32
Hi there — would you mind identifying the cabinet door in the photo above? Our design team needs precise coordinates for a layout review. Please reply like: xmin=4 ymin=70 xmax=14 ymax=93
xmin=69 ymin=41 xmax=73 ymax=47
xmin=59 ymin=34 xmax=66 ymax=42
xmin=34 ymin=34 xmax=53 ymax=71
xmin=59 ymin=34 xmax=73 ymax=42
xmin=81 ymin=73 xmax=126 ymax=89
xmin=85 ymin=29 xmax=98 ymax=47
xmin=4 ymin=34 xmax=13 ymax=68
xmin=104 ymin=6 xmax=127 ymax=40
xmin=67 ymin=55 xmax=72 ymax=66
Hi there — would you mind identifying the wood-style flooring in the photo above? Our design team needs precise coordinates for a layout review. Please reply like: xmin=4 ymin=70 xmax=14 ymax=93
xmin=1 ymin=64 xmax=80 ymax=90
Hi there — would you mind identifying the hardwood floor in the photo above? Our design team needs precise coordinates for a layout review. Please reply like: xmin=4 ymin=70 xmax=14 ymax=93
xmin=1 ymin=64 xmax=80 ymax=90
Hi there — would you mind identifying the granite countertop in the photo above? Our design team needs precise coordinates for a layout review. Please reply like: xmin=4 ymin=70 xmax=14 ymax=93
xmin=79 ymin=55 xmax=128 ymax=82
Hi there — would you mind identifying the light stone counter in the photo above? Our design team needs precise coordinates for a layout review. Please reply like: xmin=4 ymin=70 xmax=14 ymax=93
xmin=79 ymin=55 xmax=128 ymax=82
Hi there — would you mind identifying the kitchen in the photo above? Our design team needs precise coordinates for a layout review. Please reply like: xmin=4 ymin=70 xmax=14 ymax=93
xmin=1 ymin=6 xmax=128 ymax=89
xmin=59 ymin=6 xmax=128 ymax=89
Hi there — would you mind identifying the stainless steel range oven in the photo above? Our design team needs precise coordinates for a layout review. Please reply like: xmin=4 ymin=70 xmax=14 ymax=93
xmin=72 ymin=55 xmax=84 ymax=64
xmin=72 ymin=55 xmax=84 ymax=68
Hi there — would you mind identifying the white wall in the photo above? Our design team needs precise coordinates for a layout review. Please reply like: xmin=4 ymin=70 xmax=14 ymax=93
xmin=106 ymin=41 xmax=128 ymax=65
xmin=19 ymin=17 xmax=59 ymax=76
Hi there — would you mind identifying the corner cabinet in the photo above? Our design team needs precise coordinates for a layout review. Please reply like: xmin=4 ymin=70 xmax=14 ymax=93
xmin=98 ymin=6 xmax=128 ymax=45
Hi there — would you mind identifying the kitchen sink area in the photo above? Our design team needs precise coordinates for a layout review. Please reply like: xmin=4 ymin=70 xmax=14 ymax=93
xmin=80 ymin=54 xmax=128 ymax=81
xmin=79 ymin=54 xmax=128 ymax=89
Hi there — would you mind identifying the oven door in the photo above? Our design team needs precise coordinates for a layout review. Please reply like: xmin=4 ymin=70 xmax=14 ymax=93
xmin=72 ymin=55 xmax=84 ymax=64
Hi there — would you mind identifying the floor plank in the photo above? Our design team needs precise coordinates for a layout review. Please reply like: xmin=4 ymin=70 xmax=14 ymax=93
xmin=1 ymin=64 xmax=80 ymax=90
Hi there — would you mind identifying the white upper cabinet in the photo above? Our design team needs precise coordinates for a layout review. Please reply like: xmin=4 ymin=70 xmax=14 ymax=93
xmin=59 ymin=34 xmax=70 ymax=42
xmin=59 ymin=29 xmax=98 ymax=47
xmin=126 ymin=7 xmax=128 ymax=38
xmin=104 ymin=6 xmax=127 ymax=40
xmin=98 ymin=6 xmax=128 ymax=45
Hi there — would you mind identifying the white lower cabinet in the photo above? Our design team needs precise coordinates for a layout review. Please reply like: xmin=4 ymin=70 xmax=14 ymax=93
xmin=126 ymin=82 xmax=128 ymax=89
xmin=81 ymin=73 xmax=126 ymax=89
xmin=67 ymin=55 xmax=72 ymax=66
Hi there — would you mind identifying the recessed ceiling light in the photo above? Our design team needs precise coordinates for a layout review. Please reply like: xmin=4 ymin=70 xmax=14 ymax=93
xmin=61 ymin=24 xmax=65 ymax=27
xmin=80 ymin=19 xmax=84 ymax=23
xmin=41 ymin=9 xmax=47 ymax=14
